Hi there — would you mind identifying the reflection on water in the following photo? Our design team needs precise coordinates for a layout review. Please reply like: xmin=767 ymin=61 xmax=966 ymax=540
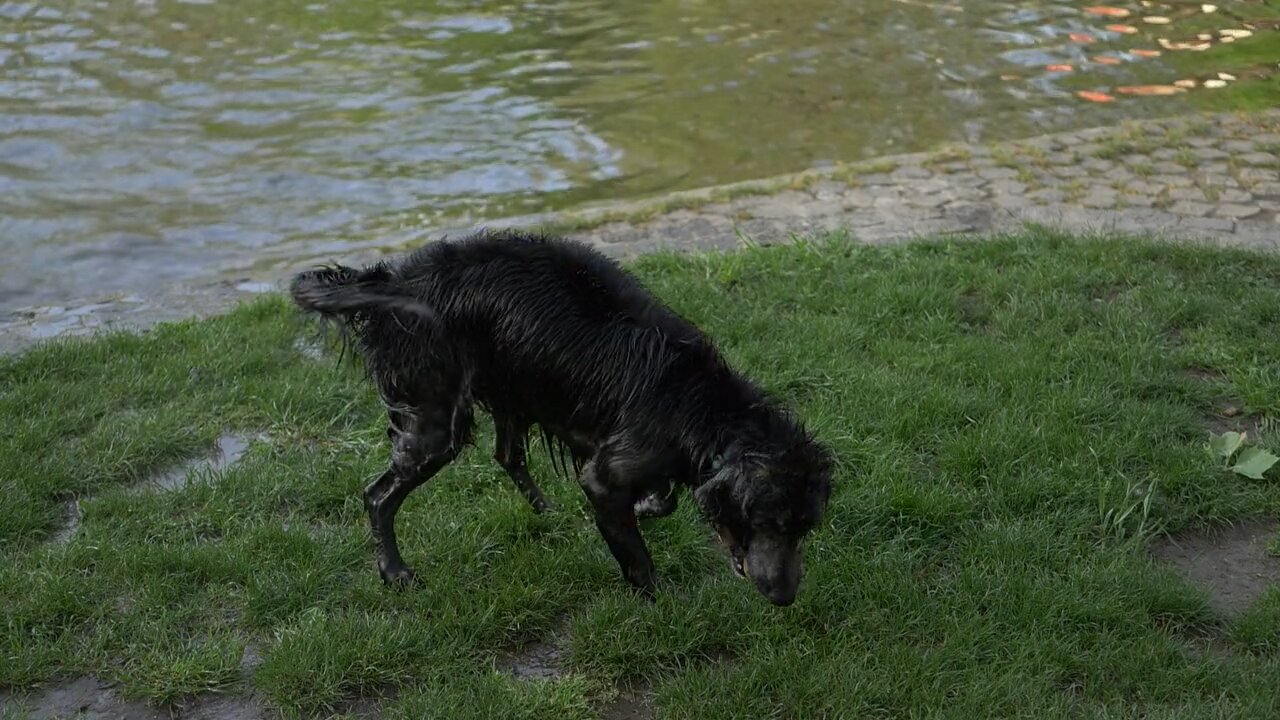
xmin=0 ymin=0 xmax=1271 ymax=309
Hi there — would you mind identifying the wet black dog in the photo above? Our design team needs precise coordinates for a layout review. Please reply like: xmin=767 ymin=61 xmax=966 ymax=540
xmin=291 ymin=230 xmax=833 ymax=606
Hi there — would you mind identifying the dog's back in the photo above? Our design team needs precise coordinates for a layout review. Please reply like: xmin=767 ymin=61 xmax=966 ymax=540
xmin=293 ymin=230 xmax=748 ymax=443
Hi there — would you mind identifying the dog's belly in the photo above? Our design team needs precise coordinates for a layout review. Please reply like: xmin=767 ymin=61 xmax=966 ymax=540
xmin=537 ymin=421 xmax=596 ymax=460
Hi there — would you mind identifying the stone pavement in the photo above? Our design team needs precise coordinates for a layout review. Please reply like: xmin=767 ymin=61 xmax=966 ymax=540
xmin=2 ymin=110 xmax=1277 ymax=354
xmin=536 ymin=109 xmax=1280 ymax=256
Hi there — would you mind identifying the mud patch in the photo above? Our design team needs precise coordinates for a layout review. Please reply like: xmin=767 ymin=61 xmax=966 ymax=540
xmin=49 ymin=498 xmax=81 ymax=545
xmin=0 ymin=677 xmax=271 ymax=720
xmin=598 ymin=683 xmax=658 ymax=720
xmin=1184 ymin=366 xmax=1225 ymax=383
xmin=1151 ymin=520 xmax=1280 ymax=614
xmin=239 ymin=643 xmax=263 ymax=676
xmin=1203 ymin=406 xmax=1264 ymax=439
xmin=496 ymin=639 xmax=566 ymax=681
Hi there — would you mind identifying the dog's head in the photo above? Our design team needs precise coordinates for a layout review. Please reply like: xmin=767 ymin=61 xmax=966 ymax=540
xmin=694 ymin=435 xmax=833 ymax=606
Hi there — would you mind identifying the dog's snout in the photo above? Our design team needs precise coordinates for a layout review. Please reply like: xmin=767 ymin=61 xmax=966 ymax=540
xmin=744 ymin=535 xmax=803 ymax=607
xmin=761 ymin=583 xmax=797 ymax=607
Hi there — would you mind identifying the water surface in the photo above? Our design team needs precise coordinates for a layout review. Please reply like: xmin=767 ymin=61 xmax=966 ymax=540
xmin=0 ymin=0 xmax=1273 ymax=310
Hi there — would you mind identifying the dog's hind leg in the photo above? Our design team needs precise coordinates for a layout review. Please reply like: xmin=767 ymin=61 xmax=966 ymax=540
xmin=364 ymin=398 xmax=471 ymax=588
xmin=578 ymin=456 xmax=656 ymax=598
xmin=492 ymin=413 xmax=548 ymax=513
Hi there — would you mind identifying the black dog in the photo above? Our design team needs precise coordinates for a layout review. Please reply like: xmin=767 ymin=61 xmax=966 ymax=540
xmin=291 ymin=230 xmax=833 ymax=606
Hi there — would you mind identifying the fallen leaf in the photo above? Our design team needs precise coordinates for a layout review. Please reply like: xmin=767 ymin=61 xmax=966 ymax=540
xmin=1222 ymin=405 xmax=1241 ymax=417
xmin=1131 ymin=48 xmax=1162 ymax=57
xmin=1232 ymin=447 xmax=1279 ymax=480
xmin=1107 ymin=23 xmax=1140 ymax=34
xmin=1201 ymin=3 xmax=1217 ymax=12
xmin=1077 ymin=90 xmax=1116 ymax=102
xmin=1117 ymin=84 xmax=1185 ymax=95
xmin=1210 ymin=431 xmax=1245 ymax=459
xmin=1221 ymin=35 xmax=1235 ymax=42
xmin=1070 ymin=32 xmax=1097 ymax=43
xmin=1218 ymin=71 xmax=1237 ymax=80
xmin=1159 ymin=38 xmax=1212 ymax=50
xmin=1000 ymin=73 xmax=1021 ymax=80
xmin=1094 ymin=55 xmax=1123 ymax=64
xmin=1174 ymin=78 xmax=1198 ymax=88
xmin=1046 ymin=64 xmax=1074 ymax=72
xmin=1203 ymin=78 xmax=1228 ymax=88
xmin=1085 ymin=5 xmax=1132 ymax=17
xmin=1144 ymin=15 xmax=1172 ymax=24
xmin=1197 ymin=32 xmax=1213 ymax=40
xmin=1220 ymin=28 xmax=1253 ymax=38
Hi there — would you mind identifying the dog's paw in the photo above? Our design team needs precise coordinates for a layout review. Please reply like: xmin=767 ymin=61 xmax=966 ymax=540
xmin=380 ymin=565 xmax=420 ymax=590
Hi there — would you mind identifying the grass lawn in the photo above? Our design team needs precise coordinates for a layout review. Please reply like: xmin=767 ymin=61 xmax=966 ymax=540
xmin=3 ymin=230 xmax=1280 ymax=719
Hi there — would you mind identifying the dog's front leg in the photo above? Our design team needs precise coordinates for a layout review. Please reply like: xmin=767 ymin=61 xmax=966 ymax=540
xmin=578 ymin=458 xmax=656 ymax=598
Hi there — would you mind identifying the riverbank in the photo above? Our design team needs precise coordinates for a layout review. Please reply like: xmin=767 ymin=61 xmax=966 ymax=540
xmin=2 ymin=109 xmax=1277 ymax=354
xmin=5 ymin=234 xmax=1280 ymax=719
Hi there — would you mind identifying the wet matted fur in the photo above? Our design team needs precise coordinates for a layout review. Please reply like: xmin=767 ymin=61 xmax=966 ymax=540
xmin=291 ymin=230 xmax=833 ymax=605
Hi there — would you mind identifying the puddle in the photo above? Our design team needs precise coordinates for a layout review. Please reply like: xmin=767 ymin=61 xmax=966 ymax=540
xmin=0 ymin=676 xmax=163 ymax=720
xmin=1151 ymin=520 xmax=1280 ymax=614
xmin=496 ymin=640 xmax=566 ymax=681
xmin=0 ymin=676 xmax=274 ymax=720
xmin=493 ymin=628 xmax=657 ymax=720
xmin=171 ymin=694 xmax=271 ymax=720
xmin=144 ymin=433 xmax=260 ymax=493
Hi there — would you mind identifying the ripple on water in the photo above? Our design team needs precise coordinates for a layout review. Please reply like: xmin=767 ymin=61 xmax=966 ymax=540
xmin=0 ymin=0 xmax=1273 ymax=313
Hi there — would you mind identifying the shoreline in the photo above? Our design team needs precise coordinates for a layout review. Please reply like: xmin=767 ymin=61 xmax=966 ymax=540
xmin=3 ymin=109 xmax=1277 ymax=355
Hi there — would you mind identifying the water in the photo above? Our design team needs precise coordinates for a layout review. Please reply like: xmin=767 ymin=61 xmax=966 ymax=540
xmin=0 ymin=0 xmax=1272 ymax=311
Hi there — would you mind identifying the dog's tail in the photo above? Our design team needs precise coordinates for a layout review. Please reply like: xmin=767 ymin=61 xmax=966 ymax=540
xmin=290 ymin=264 xmax=437 ymax=323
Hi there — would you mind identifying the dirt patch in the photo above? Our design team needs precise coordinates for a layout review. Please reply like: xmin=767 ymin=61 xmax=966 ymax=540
xmin=49 ymin=498 xmax=80 ymax=545
xmin=1184 ymin=366 xmax=1225 ymax=382
xmin=1202 ymin=406 xmax=1264 ymax=439
xmin=239 ymin=643 xmax=263 ymax=676
xmin=0 ymin=677 xmax=271 ymax=720
xmin=1151 ymin=520 xmax=1280 ymax=614
xmin=495 ymin=639 xmax=566 ymax=681
xmin=955 ymin=289 xmax=990 ymax=331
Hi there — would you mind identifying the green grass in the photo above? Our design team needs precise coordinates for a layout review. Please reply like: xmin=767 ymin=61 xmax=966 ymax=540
xmin=4 ymin=231 xmax=1280 ymax=718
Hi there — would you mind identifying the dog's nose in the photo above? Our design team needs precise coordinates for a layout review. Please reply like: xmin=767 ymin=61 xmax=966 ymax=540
xmin=751 ymin=572 xmax=798 ymax=606
xmin=761 ymin=583 xmax=797 ymax=607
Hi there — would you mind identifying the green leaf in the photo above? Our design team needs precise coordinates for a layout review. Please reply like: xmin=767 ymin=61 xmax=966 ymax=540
xmin=1231 ymin=447 xmax=1279 ymax=480
xmin=1209 ymin=431 xmax=1245 ymax=460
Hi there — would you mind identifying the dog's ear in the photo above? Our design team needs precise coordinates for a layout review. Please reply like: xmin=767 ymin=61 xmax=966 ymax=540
xmin=694 ymin=469 xmax=733 ymax=523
